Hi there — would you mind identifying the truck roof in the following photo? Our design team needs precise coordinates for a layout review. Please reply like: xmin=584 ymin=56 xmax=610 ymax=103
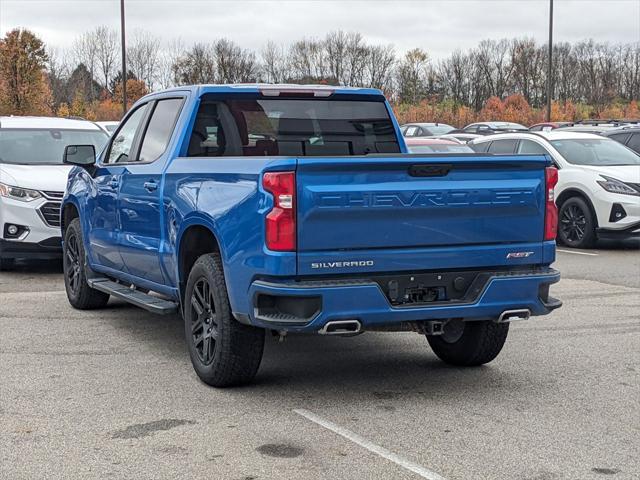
xmin=147 ymin=83 xmax=384 ymax=98
xmin=0 ymin=116 xmax=103 ymax=131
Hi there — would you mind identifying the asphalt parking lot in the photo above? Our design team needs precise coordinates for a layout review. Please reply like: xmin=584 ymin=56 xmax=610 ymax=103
xmin=1 ymin=241 xmax=639 ymax=480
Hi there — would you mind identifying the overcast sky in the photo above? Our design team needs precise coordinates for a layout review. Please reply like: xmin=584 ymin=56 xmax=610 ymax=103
xmin=1 ymin=0 xmax=638 ymax=58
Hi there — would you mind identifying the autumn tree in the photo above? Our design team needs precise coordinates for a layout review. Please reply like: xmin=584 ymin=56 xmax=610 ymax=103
xmin=396 ymin=48 xmax=431 ymax=104
xmin=0 ymin=28 xmax=52 ymax=115
xmin=113 ymin=78 xmax=148 ymax=108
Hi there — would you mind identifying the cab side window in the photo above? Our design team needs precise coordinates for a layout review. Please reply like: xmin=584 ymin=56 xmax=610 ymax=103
xmin=106 ymin=104 xmax=149 ymax=164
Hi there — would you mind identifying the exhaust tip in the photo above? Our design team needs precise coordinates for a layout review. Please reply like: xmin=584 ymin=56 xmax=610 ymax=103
xmin=496 ymin=309 xmax=531 ymax=323
xmin=318 ymin=320 xmax=362 ymax=335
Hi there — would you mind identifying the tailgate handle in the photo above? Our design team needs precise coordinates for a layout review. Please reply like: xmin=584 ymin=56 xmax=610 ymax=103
xmin=409 ymin=164 xmax=452 ymax=177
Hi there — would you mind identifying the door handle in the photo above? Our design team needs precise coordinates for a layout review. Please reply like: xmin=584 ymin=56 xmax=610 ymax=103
xmin=107 ymin=179 xmax=119 ymax=189
xmin=144 ymin=181 xmax=158 ymax=192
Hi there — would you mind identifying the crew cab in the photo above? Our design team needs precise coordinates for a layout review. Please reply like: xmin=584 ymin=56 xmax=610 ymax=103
xmin=61 ymin=84 xmax=561 ymax=387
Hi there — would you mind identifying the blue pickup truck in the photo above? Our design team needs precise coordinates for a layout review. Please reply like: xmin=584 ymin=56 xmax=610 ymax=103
xmin=61 ymin=84 xmax=561 ymax=387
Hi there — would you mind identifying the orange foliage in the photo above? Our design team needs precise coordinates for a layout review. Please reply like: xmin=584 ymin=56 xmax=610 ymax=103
xmin=598 ymin=104 xmax=625 ymax=119
xmin=624 ymin=100 xmax=639 ymax=119
xmin=502 ymin=94 xmax=534 ymax=124
xmin=478 ymin=96 xmax=505 ymax=121
xmin=91 ymin=98 xmax=122 ymax=121
xmin=113 ymin=79 xmax=148 ymax=110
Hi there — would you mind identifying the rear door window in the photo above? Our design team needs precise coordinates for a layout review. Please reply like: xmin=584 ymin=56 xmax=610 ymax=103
xmin=517 ymin=139 xmax=548 ymax=154
xmin=187 ymin=94 xmax=400 ymax=157
xmin=607 ymin=132 xmax=630 ymax=145
xmin=470 ymin=141 xmax=490 ymax=153
xmin=487 ymin=139 xmax=518 ymax=154
xmin=138 ymin=98 xmax=184 ymax=163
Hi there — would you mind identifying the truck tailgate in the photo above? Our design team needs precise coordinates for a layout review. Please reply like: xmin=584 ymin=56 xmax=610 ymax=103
xmin=296 ymin=154 xmax=549 ymax=274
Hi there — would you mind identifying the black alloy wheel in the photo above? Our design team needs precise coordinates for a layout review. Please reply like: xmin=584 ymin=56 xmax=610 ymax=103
xmin=190 ymin=277 xmax=219 ymax=365
xmin=65 ymin=232 xmax=82 ymax=296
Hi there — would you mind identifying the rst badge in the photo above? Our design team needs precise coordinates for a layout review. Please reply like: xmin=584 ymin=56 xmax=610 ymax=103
xmin=506 ymin=251 xmax=534 ymax=259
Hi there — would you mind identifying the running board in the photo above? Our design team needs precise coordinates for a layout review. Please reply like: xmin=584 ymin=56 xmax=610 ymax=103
xmin=87 ymin=278 xmax=179 ymax=315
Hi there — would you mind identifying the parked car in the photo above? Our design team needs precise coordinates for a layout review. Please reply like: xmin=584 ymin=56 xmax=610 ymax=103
xmin=96 ymin=121 xmax=119 ymax=135
xmin=529 ymin=122 xmax=573 ymax=131
xmin=436 ymin=132 xmax=483 ymax=143
xmin=461 ymin=121 xmax=528 ymax=135
xmin=469 ymin=131 xmax=640 ymax=248
xmin=405 ymin=137 xmax=474 ymax=153
xmin=0 ymin=116 xmax=109 ymax=270
xmin=602 ymin=126 xmax=640 ymax=155
xmin=400 ymin=122 xmax=456 ymax=137
xmin=556 ymin=125 xmax=611 ymax=134
xmin=61 ymin=84 xmax=561 ymax=387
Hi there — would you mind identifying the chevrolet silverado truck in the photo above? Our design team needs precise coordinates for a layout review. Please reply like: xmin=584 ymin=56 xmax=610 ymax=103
xmin=60 ymin=84 xmax=562 ymax=387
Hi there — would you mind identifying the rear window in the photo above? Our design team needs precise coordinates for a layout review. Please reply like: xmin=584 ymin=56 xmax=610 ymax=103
xmin=187 ymin=94 xmax=400 ymax=157
xmin=0 ymin=129 xmax=108 ymax=165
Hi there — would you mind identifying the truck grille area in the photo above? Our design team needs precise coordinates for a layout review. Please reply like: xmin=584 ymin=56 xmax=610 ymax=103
xmin=38 ymin=202 xmax=62 ymax=227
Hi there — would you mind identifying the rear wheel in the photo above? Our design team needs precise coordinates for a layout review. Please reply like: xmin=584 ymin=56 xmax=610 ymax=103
xmin=558 ymin=197 xmax=596 ymax=248
xmin=427 ymin=319 xmax=509 ymax=366
xmin=63 ymin=218 xmax=110 ymax=309
xmin=184 ymin=253 xmax=264 ymax=387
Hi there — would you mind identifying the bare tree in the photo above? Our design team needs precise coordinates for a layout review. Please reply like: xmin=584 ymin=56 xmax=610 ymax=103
xmin=396 ymin=48 xmax=431 ymax=104
xmin=127 ymin=30 xmax=161 ymax=89
xmin=172 ymin=43 xmax=215 ymax=85
xmin=366 ymin=44 xmax=396 ymax=91
xmin=262 ymin=41 xmax=289 ymax=84
xmin=94 ymin=26 xmax=118 ymax=93
xmin=156 ymin=38 xmax=184 ymax=89
xmin=213 ymin=38 xmax=260 ymax=83
xmin=72 ymin=31 xmax=98 ymax=100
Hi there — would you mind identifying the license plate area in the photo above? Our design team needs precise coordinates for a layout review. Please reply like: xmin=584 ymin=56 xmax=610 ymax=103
xmin=371 ymin=271 xmax=488 ymax=307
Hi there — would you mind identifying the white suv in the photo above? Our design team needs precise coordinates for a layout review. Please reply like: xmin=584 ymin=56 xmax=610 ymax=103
xmin=0 ymin=117 xmax=108 ymax=269
xmin=469 ymin=131 xmax=640 ymax=248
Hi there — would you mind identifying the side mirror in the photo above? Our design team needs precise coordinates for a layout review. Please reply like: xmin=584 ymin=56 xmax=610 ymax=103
xmin=63 ymin=145 xmax=96 ymax=167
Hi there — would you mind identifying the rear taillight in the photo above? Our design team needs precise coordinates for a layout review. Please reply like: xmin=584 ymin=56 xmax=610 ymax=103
xmin=544 ymin=167 xmax=559 ymax=241
xmin=263 ymin=171 xmax=296 ymax=251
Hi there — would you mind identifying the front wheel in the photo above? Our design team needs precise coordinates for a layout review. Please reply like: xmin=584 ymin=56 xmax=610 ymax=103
xmin=427 ymin=319 xmax=509 ymax=366
xmin=184 ymin=253 xmax=265 ymax=387
xmin=63 ymin=218 xmax=110 ymax=310
xmin=558 ymin=197 xmax=596 ymax=248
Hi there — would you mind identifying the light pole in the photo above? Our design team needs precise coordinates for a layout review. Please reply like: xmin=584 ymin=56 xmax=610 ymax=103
xmin=120 ymin=0 xmax=127 ymax=116
xmin=546 ymin=0 xmax=554 ymax=121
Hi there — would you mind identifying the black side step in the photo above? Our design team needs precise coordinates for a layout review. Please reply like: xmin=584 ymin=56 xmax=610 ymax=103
xmin=87 ymin=278 xmax=179 ymax=315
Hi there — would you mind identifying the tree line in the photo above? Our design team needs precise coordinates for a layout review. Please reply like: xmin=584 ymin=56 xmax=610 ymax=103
xmin=0 ymin=27 xmax=638 ymax=125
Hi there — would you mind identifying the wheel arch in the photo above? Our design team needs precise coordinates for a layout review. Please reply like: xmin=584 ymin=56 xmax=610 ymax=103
xmin=177 ymin=223 xmax=222 ymax=304
xmin=61 ymin=201 xmax=80 ymax=235
xmin=555 ymin=188 xmax=600 ymax=228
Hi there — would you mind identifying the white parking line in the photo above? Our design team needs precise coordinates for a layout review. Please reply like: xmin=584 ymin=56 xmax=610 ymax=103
xmin=293 ymin=408 xmax=447 ymax=480
xmin=557 ymin=249 xmax=599 ymax=256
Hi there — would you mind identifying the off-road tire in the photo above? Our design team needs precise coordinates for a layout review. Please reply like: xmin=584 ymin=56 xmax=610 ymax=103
xmin=63 ymin=218 xmax=110 ymax=309
xmin=184 ymin=253 xmax=264 ymax=387
xmin=557 ymin=197 xmax=597 ymax=249
xmin=427 ymin=320 xmax=509 ymax=366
